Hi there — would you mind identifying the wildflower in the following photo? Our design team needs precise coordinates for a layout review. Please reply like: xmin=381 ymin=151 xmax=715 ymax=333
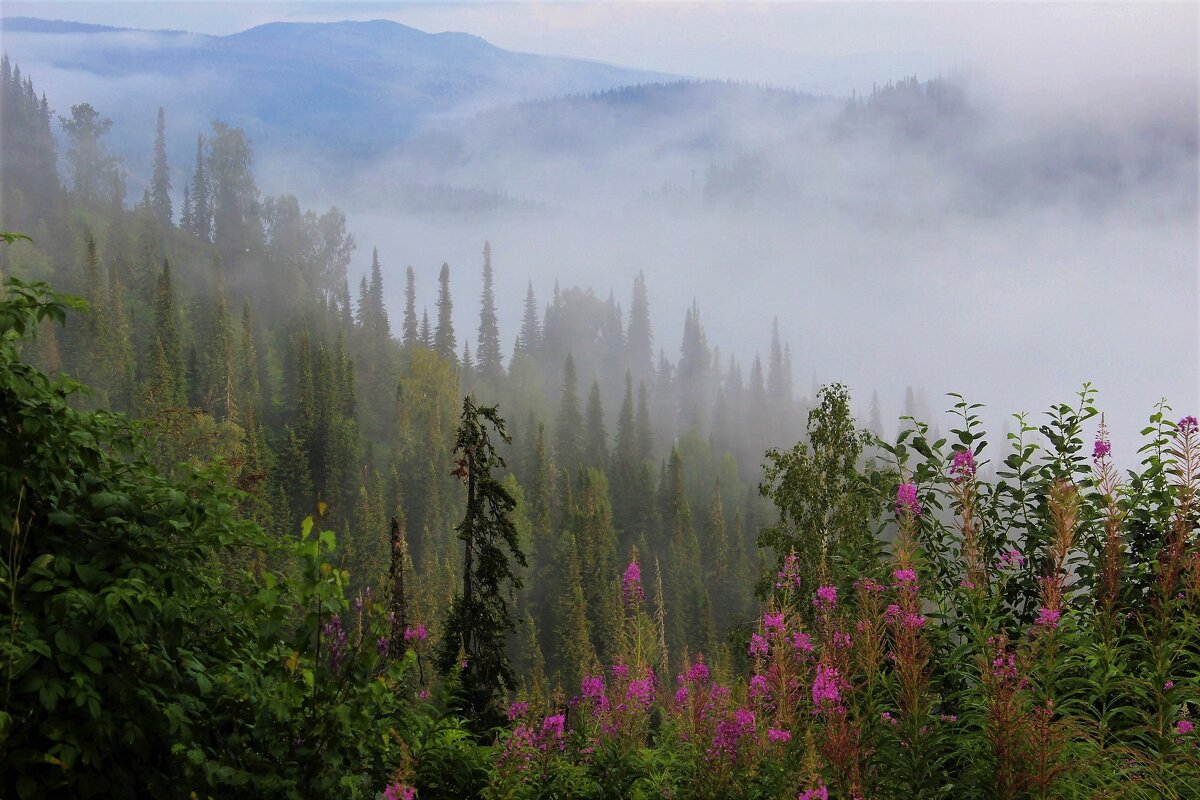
xmin=1179 ymin=416 xmax=1199 ymax=435
xmin=1036 ymin=606 xmax=1061 ymax=630
xmin=903 ymin=612 xmax=927 ymax=629
xmin=833 ymin=631 xmax=852 ymax=649
xmin=581 ymin=675 xmax=606 ymax=703
xmin=675 ymin=685 xmax=689 ymax=704
xmin=376 ymin=637 xmax=388 ymax=657
xmin=798 ymin=784 xmax=829 ymax=800
xmin=540 ymin=714 xmax=566 ymax=751
xmin=322 ymin=616 xmax=346 ymax=672
xmin=776 ymin=553 xmax=802 ymax=589
xmin=939 ymin=714 xmax=958 ymax=723
xmin=611 ymin=663 xmax=629 ymax=680
xmin=622 ymin=559 xmax=645 ymax=606
xmin=403 ymin=623 xmax=428 ymax=642
xmin=885 ymin=603 xmax=902 ymax=621
xmin=892 ymin=568 xmax=917 ymax=584
xmin=812 ymin=664 xmax=843 ymax=713
xmin=627 ymin=674 xmax=655 ymax=710
xmin=813 ymin=585 xmax=838 ymax=609
xmin=749 ymin=674 xmax=769 ymax=699
xmin=881 ymin=711 xmax=897 ymax=725
xmin=950 ymin=449 xmax=976 ymax=480
xmin=763 ymin=611 xmax=786 ymax=635
xmin=997 ymin=550 xmax=1025 ymax=570
xmin=767 ymin=727 xmax=792 ymax=743
xmin=790 ymin=631 xmax=814 ymax=653
xmin=960 ymin=579 xmax=976 ymax=589
xmin=1165 ymin=681 xmax=1175 ymax=690
xmin=382 ymin=783 xmax=416 ymax=800
xmin=895 ymin=482 xmax=922 ymax=517
xmin=507 ymin=701 xmax=529 ymax=721
xmin=687 ymin=661 xmax=710 ymax=685
xmin=855 ymin=576 xmax=884 ymax=593
xmin=1177 ymin=720 xmax=1195 ymax=735
xmin=417 ymin=690 xmax=429 ymax=700
xmin=1092 ymin=437 xmax=1111 ymax=463
xmin=749 ymin=633 xmax=769 ymax=658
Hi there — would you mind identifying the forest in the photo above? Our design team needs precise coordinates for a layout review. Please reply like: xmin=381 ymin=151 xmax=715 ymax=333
xmin=2 ymin=54 xmax=1198 ymax=799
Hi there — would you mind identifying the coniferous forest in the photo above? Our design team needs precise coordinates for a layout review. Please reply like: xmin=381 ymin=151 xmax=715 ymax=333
xmin=2 ymin=37 xmax=1199 ymax=800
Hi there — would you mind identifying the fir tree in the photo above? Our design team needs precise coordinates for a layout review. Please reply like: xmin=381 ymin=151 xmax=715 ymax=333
xmin=152 ymin=260 xmax=184 ymax=405
xmin=584 ymin=379 xmax=608 ymax=469
xmin=517 ymin=280 xmax=541 ymax=355
xmin=419 ymin=308 xmax=433 ymax=350
xmin=189 ymin=134 xmax=211 ymax=242
xmin=476 ymin=241 xmax=503 ymax=380
xmin=150 ymin=107 xmax=172 ymax=226
xmin=627 ymin=270 xmax=654 ymax=385
xmin=60 ymin=103 xmax=118 ymax=205
xmin=434 ymin=262 xmax=456 ymax=363
xmin=435 ymin=398 xmax=527 ymax=728
xmin=555 ymin=353 xmax=583 ymax=474
xmin=403 ymin=266 xmax=418 ymax=348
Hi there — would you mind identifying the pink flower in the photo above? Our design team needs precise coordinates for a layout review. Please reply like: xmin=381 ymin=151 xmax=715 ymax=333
xmin=798 ymin=784 xmax=829 ymax=800
xmin=417 ymin=690 xmax=429 ymax=700
xmin=1178 ymin=416 xmax=1198 ymax=435
xmin=813 ymin=585 xmax=838 ymax=609
xmin=1165 ymin=681 xmax=1175 ymax=690
xmin=403 ymin=623 xmax=428 ymax=642
xmin=622 ymin=559 xmax=645 ymax=606
xmin=687 ymin=661 xmax=710 ymax=685
xmin=507 ymin=701 xmax=529 ymax=721
xmin=854 ymin=577 xmax=884 ymax=593
xmin=1036 ymin=606 xmax=1061 ymax=630
xmin=1092 ymin=437 xmax=1112 ymax=463
xmin=997 ymin=550 xmax=1025 ymax=570
xmin=581 ymin=675 xmax=606 ymax=703
xmin=748 ymin=674 xmax=769 ymax=699
xmin=812 ymin=664 xmax=843 ymax=713
xmin=382 ymin=783 xmax=416 ymax=800
xmin=627 ymin=675 xmax=655 ymax=710
xmin=762 ymin=611 xmax=786 ymax=635
xmin=960 ymin=579 xmax=975 ymax=589
xmin=950 ymin=449 xmax=976 ymax=480
xmin=1177 ymin=719 xmax=1195 ymax=735
xmin=540 ymin=714 xmax=566 ymax=751
xmin=892 ymin=568 xmax=917 ymax=584
xmin=895 ymin=482 xmax=922 ymax=517
xmin=675 ymin=685 xmax=689 ymax=704
xmin=749 ymin=633 xmax=769 ymax=658
xmin=881 ymin=711 xmax=897 ymax=725
xmin=790 ymin=631 xmax=814 ymax=653
xmin=776 ymin=553 xmax=802 ymax=589
xmin=767 ymin=727 xmax=792 ymax=743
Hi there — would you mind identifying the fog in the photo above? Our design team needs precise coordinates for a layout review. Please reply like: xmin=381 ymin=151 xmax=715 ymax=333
xmin=2 ymin=2 xmax=1196 ymax=459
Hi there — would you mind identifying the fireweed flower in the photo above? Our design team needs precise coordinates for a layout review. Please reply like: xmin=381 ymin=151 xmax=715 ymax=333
xmin=895 ymin=482 xmax=922 ymax=517
xmin=813 ymin=585 xmax=838 ymax=609
xmin=322 ymin=616 xmax=346 ymax=671
xmin=1093 ymin=437 xmax=1112 ymax=463
xmin=687 ymin=661 xmax=710 ymax=685
xmin=507 ymin=701 xmax=529 ymax=721
xmin=1178 ymin=719 xmax=1195 ymax=735
xmin=892 ymin=568 xmax=917 ymax=584
xmin=798 ymin=783 xmax=829 ymax=800
xmin=1179 ymin=416 xmax=1199 ymax=435
xmin=776 ymin=553 xmax=803 ymax=589
xmin=1036 ymin=606 xmax=1061 ymax=630
xmin=811 ymin=664 xmax=844 ymax=714
xmin=709 ymin=707 xmax=756 ymax=759
xmin=622 ymin=559 xmax=645 ymax=606
xmin=382 ymin=783 xmax=416 ymax=800
xmin=763 ymin=611 xmax=786 ymax=635
xmin=627 ymin=670 xmax=655 ymax=710
xmin=767 ymin=727 xmax=792 ymax=743
xmin=582 ymin=675 xmax=606 ymax=703
xmin=540 ymin=714 xmax=566 ymax=751
xmin=997 ymin=550 xmax=1026 ymax=570
xmin=376 ymin=637 xmax=389 ymax=657
xmin=950 ymin=449 xmax=977 ymax=480
xmin=749 ymin=633 xmax=770 ymax=658
xmin=403 ymin=623 xmax=427 ymax=642
xmin=748 ymin=674 xmax=769 ymax=699
xmin=790 ymin=631 xmax=814 ymax=654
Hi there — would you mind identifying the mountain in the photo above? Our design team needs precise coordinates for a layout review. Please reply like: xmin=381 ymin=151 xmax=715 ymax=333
xmin=0 ymin=17 xmax=675 ymax=159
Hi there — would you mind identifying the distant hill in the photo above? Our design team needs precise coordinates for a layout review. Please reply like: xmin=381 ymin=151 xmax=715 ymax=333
xmin=0 ymin=16 xmax=675 ymax=159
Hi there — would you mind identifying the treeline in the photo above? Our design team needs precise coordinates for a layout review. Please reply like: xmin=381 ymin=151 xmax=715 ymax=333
xmin=0 ymin=55 xmax=921 ymax=690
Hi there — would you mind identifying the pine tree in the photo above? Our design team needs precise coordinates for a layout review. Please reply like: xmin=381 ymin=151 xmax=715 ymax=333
xmin=419 ymin=308 xmax=432 ymax=350
xmin=367 ymin=248 xmax=389 ymax=344
xmin=584 ymin=379 xmax=608 ymax=469
xmin=189 ymin=134 xmax=211 ymax=242
xmin=517 ymin=280 xmax=541 ymax=355
xmin=635 ymin=379 xmax=654 ymax=464
xmin=677 ymin=301 xmax=710 ymax=431
xmin=403 ymin=266 xmax=418 ymax=348
xmin=434 ymin=262 xmax=456 ymax=363
xmin=435 ymin=398 xmax=527 ymax=728
xmin=555 ymin=353 xmax=583 ymax=474
xmin=476 ymin=242 xmax=502 ymax=380
xmin=150 ymin=107 xmax=172 ymax=226
xmin=179 ymin=184 xmax=192 ymax=232
xmin=152 ymin=260 xmax=184 ymax=405
xmin=627 ymin=271 xmax=654 ymax=385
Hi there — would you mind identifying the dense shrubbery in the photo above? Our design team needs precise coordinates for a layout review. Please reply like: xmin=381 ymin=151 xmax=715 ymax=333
xmin=3 ymin=275 xmax=1198 ymax=798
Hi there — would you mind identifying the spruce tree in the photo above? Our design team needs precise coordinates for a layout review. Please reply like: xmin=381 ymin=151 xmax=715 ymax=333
xmin=517 ymin=280 xmax=541 ymax=355
xmin=555 ymin=353 xmax=583 ymax=474
xmin=434 ymin=262 xmax=456 ymax=363
xmin=402 ymin=266 xmax=418 ymax=348
xmin=584 ymin=379 xmax=608 ymax=469
xmin=189 ymin=134 xmax=211 ymax=243
xmin=476 ymin=242 xmax=502 ymax=380
xmin=150 ymin=107 xmax=172 ymax=226
xmin=627 ymin=270 xmax=653 ymax=385
xmin=419 ymin=308 xmax=432 ymax=349
xmin=435 ymin=397 xmax=526 ymax=728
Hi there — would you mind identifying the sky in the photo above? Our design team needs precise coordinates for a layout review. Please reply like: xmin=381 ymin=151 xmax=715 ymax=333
xmin=5 ymin=1 xmax=1196 ymax=98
